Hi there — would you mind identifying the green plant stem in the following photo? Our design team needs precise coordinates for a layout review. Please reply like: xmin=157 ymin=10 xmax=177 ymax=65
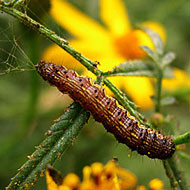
xmin=7 ymin=102 xmax=90 ymax=190
xmin=155 ymin=67 xmax=163 ymax=112
xmin=162 ymin=160 xmax=178 ymax=190
xmin=0 ymin=2 xmax=99 ymax=75
xmin=152 ymin=51 xmax=188 ymax=190
xmin=0 ymin=35 xmax=40 ymax=157
xmin=174 ymin=132 xmax=190 ymax=145
xmin=167 ymin=157 xmax=187 ymax=190
xmin=0 ymin=2 xmax=149 ymax=127
xmin=22 ymin=37 xmax=40 ymax=131
xmin=9 ymin=0 xmax=25 ymax=7
xmin=1 ymin=3 xmax=188 ymax=190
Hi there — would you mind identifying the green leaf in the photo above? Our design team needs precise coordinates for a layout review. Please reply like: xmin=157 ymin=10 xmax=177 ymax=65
xmin=7 ymin=102 xmax=90 ymax=190
xmin=163 ymin=67 xmax=174 ymax=78
xmin=142 ymin=27 xmax=164 ymax=56
xmin=104 ymin=60 xmax=155 ymax=77
xmin=161 ymin=52 xmax=176 ymax=68
xmin=140 ymin=45 xmax=158 ymax=62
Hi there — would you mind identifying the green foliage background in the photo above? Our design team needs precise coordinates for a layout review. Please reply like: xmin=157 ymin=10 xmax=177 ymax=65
xmin=0 ymin=0 xmax=190 ymax=189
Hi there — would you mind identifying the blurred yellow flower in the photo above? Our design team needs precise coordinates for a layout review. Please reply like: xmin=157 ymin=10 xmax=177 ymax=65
xmin=46 ymin=160 xmax=137 ymax=190
xmin=46 ymin=160 xmax=165 ymax=190
xmin=43 ymin=0 xmax=167 ymax=109
xmin=136 ymin=186 xmax=147 ymax=190
xmin=162 ymin=68 xmax=190 ymax=90
xmin=43 ymin=0 xmax=189 ymax=109
xmin=149 ymin=178 xmax=164 ymax=190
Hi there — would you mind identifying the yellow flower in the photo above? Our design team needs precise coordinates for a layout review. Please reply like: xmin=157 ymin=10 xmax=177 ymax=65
xmin=162 ymin=68 xmax=190 ymax=90
xmin=149 ymin=178 xmax=164 ymax=190
xmin=80 ymin=160 xmax=137 ymax=190
xmin=43 ymin=0 xmax=189 ymax=109
xmin=63 ymin=173 xmax=80 ymax=189
xmin=46 ymin=160 xmax=137 ymax=190
xmin=136 ymin=186 xmax=147 ymax=190
xmin=46 ymin=161 xmax=166 ymax=190
xmin=43 ymin=0 xmax=167 ymax=109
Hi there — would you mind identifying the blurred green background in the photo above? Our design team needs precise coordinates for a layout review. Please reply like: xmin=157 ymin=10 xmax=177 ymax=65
xmin=0 ymin=0 xmax=190 ymax=189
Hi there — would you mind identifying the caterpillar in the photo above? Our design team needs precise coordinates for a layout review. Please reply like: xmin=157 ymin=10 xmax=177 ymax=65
xmin=36 ymin=61 xmax=175 ymax=159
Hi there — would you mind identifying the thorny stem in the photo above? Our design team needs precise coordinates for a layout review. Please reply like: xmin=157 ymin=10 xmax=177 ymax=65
xmin=22 ymin=38 xmax=40 ymax=130
xmin=0 ymin=2 xmax=147 ymax=125
xmin=0 ymin=35 xmax=40 ymax=157
xmin=7 ymin=102 xmax=90 ymax=190
xmin=155 ymin=67 xmax=163 ymax=112
xmin=167 ymin=157 xmax=187 ymax=190
xmin=153 ymin=56 xmax=188 ymax=190
xmin=162 ymin=160 xmax=178 ymax=190
xmin=0 ymin=2 xmax=189 ymax=190
xmin=0 ymin=2 xmax=99 ymax=75
xmin=153 ymin=59 xmax=178 ymax=189
xmin=0 ymin=0 xmax=24 ymax=6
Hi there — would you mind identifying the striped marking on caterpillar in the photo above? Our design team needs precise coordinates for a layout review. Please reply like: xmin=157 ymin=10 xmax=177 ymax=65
xmin=36 ymin=61 xmax=175 ymax=159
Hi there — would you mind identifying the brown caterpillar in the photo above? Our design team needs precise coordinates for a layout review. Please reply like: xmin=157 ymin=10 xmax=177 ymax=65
xmin=36 ymin=61 xmax=175 ymax=159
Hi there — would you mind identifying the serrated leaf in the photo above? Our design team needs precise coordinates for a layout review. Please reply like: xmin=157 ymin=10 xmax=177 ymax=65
xmin=7 ymin=102 xmax=90 ymax=190
xmin=140 ymin=45 xmax=158 ymax=62
xmin=106 ymin=60 xmax=155 ymax=77
xmin=163 ymin=67 xmax=174 ymax=78
xmin=161 ymin=52 xmax=176 ymax=68
xmin=142 ymin=27 xmax=164 ymax=56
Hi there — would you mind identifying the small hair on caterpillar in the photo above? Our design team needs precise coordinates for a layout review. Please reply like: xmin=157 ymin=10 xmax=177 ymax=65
xmin=36 ymin=61 xmax=176 ymax=160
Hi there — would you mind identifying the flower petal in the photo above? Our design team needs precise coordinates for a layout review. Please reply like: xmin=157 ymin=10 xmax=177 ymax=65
xmin=42 ymin=38 xmax=116 ymax=71
xmin=115 ymin=29 xmax=154 ymax=59
xmin=121 ymin=76 xmax=154 ymax=109
xmin=115 ymin=167 xmax=137 ymax=189
xmin=149 ymin=178 xmax=164 ymax=190
xmin=63 ymin=173 xmax=80 ymax=188
xmin=42 ymin=43 xmax=84 ymax=70
xmin=91 ymin=162 xmax=104 ymax=176
xmin=50 ymin=0 xmax=111 ymax=42
xmin=100 ymin=0 xmax=131 ymax=36
xmin=46 ymin=169 xmax=60 ymax=190
xmin=162 ymin=68 xmax=190 ymax=90
xmin=136 ymin=186 xmax=147 ymax=190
